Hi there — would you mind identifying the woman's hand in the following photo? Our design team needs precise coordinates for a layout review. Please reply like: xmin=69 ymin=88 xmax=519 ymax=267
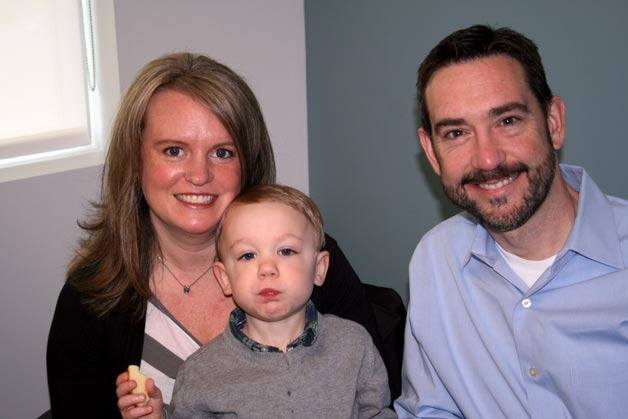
xmin=116 ymin=371 xmax=164 ymax=419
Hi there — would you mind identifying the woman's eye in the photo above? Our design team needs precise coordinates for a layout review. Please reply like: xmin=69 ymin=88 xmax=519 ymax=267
xmin=238 ymin=252 xmax=255 ymax=261
xmin=213 ymin=148 xmax=234 ymax=159
xmin=164 ymin=146 xmax=183 ymax=157
xmin=278 ymin=248 xmax=297 ymax=256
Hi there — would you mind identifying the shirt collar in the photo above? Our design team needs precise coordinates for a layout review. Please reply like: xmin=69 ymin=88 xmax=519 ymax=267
xmin=468 ymin=164 xmax=624 ymax=269
xmin=559 ymin=164 xmax=624 ymax=269
xmin=228 ymin=300 xmax=318 ymax=352
xmin=468 ymin=222 xmax=498 ymax=266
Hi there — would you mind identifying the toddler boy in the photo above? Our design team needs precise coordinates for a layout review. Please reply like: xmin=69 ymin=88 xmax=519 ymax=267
xmin=170 ymin=184 xmax=395 ymax=418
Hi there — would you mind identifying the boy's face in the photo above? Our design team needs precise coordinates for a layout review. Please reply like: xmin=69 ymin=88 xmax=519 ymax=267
xmin=213 ymin=201 xmax=329 ymax=324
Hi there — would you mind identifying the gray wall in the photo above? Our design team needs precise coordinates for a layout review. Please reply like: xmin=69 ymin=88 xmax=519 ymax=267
xmin=305 ymin=0 xmax=628 ymax=301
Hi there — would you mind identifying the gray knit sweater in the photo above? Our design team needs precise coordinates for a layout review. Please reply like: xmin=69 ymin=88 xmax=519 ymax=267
xmin=170 ymin=313 xmax=396 ymax=418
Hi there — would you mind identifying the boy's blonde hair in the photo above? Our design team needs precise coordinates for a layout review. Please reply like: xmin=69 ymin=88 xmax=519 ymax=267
xmin=216 ymin=184 xmax=325 ymax=261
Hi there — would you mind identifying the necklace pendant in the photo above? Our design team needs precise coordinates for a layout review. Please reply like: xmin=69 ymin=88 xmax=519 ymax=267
xmin=183 ymin=285 xmax=191 ymax=294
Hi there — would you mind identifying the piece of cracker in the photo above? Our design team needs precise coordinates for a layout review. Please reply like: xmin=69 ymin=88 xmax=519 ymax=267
xmin=127 ymin=365 xmax=149 ymax=405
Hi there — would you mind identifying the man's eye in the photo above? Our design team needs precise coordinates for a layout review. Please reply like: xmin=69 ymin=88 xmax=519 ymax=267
xmin=278 ymin=248 xmax=296 ymax=256
xmin=444 ymin=129 xmax=464 ymax=140
xmin=238 ymin=252 xmax=255 ymax=261
xmin=501 ymin=116 xmax=520 ymax=126
xmin=214 ymin=148 xmax=234 ymax=159
xmin=164 ymin=146 xmax=183 ymax=157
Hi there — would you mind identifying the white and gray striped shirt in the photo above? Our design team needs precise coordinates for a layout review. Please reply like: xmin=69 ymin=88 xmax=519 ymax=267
xmin=139 ymin=297 xmax=201 ymax=406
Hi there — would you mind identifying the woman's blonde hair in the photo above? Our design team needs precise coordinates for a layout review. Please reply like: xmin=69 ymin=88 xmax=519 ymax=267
xmin=68 ymin=53 xmax=276 ymax=317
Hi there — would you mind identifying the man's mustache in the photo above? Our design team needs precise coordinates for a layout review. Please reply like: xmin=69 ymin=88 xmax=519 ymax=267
xmin=461 ymin=163 xmax=528 ymax=185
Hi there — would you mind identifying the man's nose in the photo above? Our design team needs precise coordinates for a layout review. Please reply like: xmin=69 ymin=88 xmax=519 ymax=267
xmin=472 ymin=130 xmax=505 ymax=171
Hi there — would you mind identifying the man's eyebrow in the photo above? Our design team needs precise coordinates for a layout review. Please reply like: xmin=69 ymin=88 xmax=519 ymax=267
xmin=433 ymin=118 xmax=467 ymax=134
xmin=431 ymin=102 xmax=530 ymax=134
xmin=489 ymin=102 xmax=530 ymax=118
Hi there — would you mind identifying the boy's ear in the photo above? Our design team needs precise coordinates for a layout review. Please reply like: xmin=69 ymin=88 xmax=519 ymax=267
xmin=212 ymin=262 xmax=232 ymax=296
xmin=313 ymin=250 xmax=330 ymax=286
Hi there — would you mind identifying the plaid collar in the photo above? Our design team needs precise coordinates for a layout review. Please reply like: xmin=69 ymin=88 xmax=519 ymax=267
xmin=229 ymin=300 xmax=318 ymax=352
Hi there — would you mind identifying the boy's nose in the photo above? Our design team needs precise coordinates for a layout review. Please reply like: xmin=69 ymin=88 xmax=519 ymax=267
xmin=258 ymin=259 xmax=278 ymax=279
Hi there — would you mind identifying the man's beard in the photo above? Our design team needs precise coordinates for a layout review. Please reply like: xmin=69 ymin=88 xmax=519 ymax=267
xmin=442 ymin=142 xmax=557 ymax=233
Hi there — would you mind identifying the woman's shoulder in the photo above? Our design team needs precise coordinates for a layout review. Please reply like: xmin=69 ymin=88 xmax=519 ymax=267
xmin=53 ymin=281 xmax=99 ymax=315
xmin=54 ymin=282 xmax=90 ymax=315
xmin=49 ymin=283 xmax=109 ymax=342
xmin=52 ymin=280 xmax=142 ymax=328
xmin=48 ymin=280 xmax=145 ymax=368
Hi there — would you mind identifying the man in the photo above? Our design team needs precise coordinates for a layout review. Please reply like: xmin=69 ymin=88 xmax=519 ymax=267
xmin=395 ymin=25 xmax=628 ymax=419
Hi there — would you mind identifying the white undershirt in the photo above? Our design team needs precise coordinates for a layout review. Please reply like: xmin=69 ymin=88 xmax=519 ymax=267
xmin=495 ymin=243 xmax=556 ymax=289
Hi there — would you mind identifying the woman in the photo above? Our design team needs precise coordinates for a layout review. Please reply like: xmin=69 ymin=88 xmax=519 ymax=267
xmin=46 ymin=52 xmax=383 ymax=418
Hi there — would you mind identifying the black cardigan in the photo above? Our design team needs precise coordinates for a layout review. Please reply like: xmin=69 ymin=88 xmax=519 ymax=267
xmin=47 ymin=234 xmax=385 ymax=418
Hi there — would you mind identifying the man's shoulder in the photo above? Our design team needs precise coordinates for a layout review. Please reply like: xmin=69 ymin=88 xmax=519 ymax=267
xmin=424 ymin=211 xmax=476 ymax=238
xmin=607 ymin=194 xmax=628 ymax=216
xmin=412 ymin=212 xmax=477 ymax=258
xmin=567 ymin=165 xmax=628 ymax=233
xmin=606 ymin=194 xmax=628 ymax=242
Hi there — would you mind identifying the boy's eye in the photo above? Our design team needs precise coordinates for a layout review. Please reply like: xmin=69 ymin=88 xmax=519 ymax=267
xmin=278 ymin=248 xmax=297 ymax=256
xmin=238 ymin=252 xmax=255 ymax=261
xmin=164 ymin=146 xmax=183 ymax=157
xmin=213 ymin=148 xmax=234 ymax=159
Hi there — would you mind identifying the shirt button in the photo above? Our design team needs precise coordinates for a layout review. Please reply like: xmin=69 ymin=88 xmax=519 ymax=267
xmin=522 ymin=298 xmax=532 ymax=308
xmin=529 ymin=367 xmax=538 ymax=377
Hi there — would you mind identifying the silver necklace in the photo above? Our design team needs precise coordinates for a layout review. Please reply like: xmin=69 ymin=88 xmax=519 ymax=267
xmin=157 ymin=256 xmax=212 ymax=295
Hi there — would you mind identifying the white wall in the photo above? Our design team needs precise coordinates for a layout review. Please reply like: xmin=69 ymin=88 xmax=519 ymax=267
xmin=115 ymin=0 xmax=310 ymax=191
xmin=0 ymin=1 xmax=307 ymax=417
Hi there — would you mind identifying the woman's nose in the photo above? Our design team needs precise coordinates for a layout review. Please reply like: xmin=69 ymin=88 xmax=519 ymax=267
xmin=185 ymin=156 xmax=213 ymax=185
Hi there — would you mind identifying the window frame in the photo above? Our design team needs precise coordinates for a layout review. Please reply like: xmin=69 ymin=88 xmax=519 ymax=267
xmin=0 ymin=0 xmax=119 ymax=183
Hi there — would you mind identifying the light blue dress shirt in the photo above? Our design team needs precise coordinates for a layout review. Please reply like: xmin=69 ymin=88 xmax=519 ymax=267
xmin=395 ymin=165 xmax=628 ymax=419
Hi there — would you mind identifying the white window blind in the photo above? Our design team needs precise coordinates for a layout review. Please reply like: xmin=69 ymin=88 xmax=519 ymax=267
xmin=0 ymin=0 xmax=119 ymax=183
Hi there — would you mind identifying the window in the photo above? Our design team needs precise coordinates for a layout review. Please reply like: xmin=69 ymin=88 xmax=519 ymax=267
xmin=0 ymin=0 xmax=119 ymax=183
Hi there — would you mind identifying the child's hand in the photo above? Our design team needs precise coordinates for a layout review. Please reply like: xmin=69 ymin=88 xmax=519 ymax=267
xmin=116 ymin=371 xmax=164 ymax=419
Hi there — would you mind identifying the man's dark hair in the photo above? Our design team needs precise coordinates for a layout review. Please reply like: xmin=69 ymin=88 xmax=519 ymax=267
xmin=417 ymin=24 xmax=553 ymax=135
